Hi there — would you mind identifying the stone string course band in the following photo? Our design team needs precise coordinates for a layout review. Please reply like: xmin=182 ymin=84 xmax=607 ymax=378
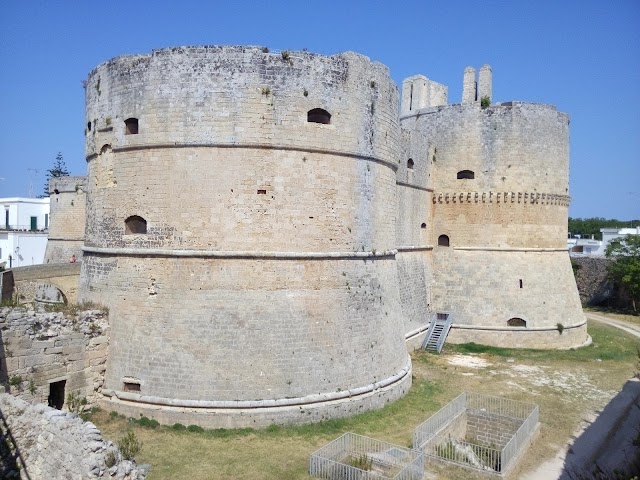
xmin=86 ymin=142 xmax=398 ymax=172
xmin=83 ymin=246 xmax=398 ymax=259
xmin=104 ymin=356 xmax=412 ymax=410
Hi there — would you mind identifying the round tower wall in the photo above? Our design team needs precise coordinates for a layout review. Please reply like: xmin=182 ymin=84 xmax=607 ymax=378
xmin=402 ymin=102 xmax=586 ymax=347
xmin=395 ymin=125 xmax=434 ymax=338
xmin=80 ymin=46 xmax=410 ymax=426
xmin=44 ymin=176 xmax=87 ymax=264
xmin=414 ymin=103 xmax=571 ymax=248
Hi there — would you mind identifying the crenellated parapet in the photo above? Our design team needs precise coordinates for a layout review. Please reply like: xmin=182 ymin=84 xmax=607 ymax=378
xmin=432 ymin=191 xmax=571 ymax=207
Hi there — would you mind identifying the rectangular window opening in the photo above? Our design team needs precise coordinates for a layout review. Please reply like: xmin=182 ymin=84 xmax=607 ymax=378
xmin=124 ymin=382 xmax=141 ymax=393
xmin=257 ymin=189 xmax=267 ymax=195
xmin=519 ymin=279 xmax=523 ymax=289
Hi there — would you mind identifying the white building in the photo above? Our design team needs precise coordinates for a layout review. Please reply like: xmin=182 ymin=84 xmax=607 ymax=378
xmin=568 ymin=226 xmax=640 ymax=257
xmin=0 ymin=197 xmax=50 ymax=268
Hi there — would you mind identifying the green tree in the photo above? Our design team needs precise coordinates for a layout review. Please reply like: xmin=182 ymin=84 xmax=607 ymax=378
xmin=568 ymin=217 xmax=640 ymax=240
xmin=43 ymin=152 xmax=70 ymax=196
xmin=606 ymin=235 xmax=640 ymax=312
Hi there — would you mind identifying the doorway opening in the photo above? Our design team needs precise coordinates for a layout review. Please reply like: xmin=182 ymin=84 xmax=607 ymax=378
xmin=48 ymin=379 xmax=66 ymax=410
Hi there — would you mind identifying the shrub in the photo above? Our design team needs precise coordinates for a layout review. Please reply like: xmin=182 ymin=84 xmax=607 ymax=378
xmin=9 ymin=375 xmax=23 ymax=389
xmin=346 ymin=454 xmax=372 ymax=471
xmin=105 ymin=450 xmax=117 ymax=468
xmin=171 ymin=423 xmax=186 ymax=431
xmin=118 ymin=431 xmax=142 ymax=460
xmin=480 ymin=96 xmax=491 ymax=108
xmin=187 ymin=424 xmax=205 ymax=433
xmin=557 ymin=323 xmax=565 ymax=335
xmin=67 ymin=391 xmax=87 ymax=414
xmin=138 ymin=416 xmax=159 ymax=429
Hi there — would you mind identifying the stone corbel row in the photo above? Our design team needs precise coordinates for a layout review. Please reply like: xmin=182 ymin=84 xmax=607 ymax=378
xmin=432 ymin=191 xmax=570 ymax=206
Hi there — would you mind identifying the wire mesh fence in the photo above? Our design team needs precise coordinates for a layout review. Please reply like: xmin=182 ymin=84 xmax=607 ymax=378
xmin=310 ymin=432 xmax=424 ymax=480
xmin=413 ymin=392 xmax=538 ymax=475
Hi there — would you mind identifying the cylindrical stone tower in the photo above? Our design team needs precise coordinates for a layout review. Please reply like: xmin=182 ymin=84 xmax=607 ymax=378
xmin=477 ymin=64 xmax=492 ymax=104
xmin=462 ymin=66 xmax=476 ymax=104
xmin=44 ymin=176 xmax=87 ymax=264
xmin=402 ymin=97 xmax=588 ymax=348
xmin=79 ymin=46 xmax=410 ymax=427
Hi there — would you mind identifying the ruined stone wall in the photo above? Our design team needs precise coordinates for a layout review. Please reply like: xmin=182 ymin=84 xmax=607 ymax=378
xmin=0 ymin=306 xmax=108 ymax=407
xmin=0 ymin=394 xmax=145 ymax=480
xmin=80 ymin=46 xmax=410 ymax=426
xmin=571 ymin=256 xmax=616 ymax=305
xmin=45 ymin=176 xmax=87 ymax=264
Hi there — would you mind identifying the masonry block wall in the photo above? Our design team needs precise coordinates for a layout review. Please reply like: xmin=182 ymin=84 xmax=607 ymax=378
xmin=0 ymin=307 xmax=108 ymax=408
xmin=79 ymin=46 xmax=411 ymax=427
xmin=45 ymin=176 xmax=87 ymax=264
xmin=401 ymin=99 xmax=587 ymax=348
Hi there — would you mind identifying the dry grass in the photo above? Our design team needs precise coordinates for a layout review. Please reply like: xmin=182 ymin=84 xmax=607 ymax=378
xmin=585 ymin=306 xmax=640 ymax=325
xmin=87 ymin=320 xmax=638 ymax=480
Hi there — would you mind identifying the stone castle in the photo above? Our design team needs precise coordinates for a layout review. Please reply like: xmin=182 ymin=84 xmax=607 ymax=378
xmin=42 ymin=45 xmax=586 ymax=427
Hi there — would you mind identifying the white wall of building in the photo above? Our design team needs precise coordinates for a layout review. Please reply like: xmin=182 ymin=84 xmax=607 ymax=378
xmin=568 ymin=226 xmax=640 ymax=257
xmin=1 ymin=197 xmax=50 ymax=231
xmin=0 ymin=197 xmax=50 ymax=268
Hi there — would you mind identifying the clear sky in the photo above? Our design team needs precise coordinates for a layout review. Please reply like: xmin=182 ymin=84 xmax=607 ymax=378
xmin=0 ymin=0 xmax=638 ymax=219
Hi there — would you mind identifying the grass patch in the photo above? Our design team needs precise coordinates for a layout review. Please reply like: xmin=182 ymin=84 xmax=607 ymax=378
xmin=445 ymin=322 xmax=636 ymax=363
xmin=85 ymin=320 xmax=638 ymax=480
xmin=585 ymin=306 xmax=640 ymax=325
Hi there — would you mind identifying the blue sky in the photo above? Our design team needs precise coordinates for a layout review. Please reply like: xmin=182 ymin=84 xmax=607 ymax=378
xmin=1 ymin=0 xmax=638 ymax=219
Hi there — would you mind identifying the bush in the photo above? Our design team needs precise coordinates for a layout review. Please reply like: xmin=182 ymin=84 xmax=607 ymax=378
xmin=138 ymin=416 xmax=159 ymax=429
xmin=9 ymin=375 xmax=23 ymax=388
xmin=480 ymin=96 xmax=491 ymax=108
xmin=118 ymin=431 xmax=142 ymax=460
xmin=66 ymin=391 xmax=87 ymax=414
xmin=171 ymin=423 xmax=186 ymax=431
xmin=187 ymin=424 xmax=205 ymax=433
xmin=105 ymin=450 xmax=117 ymax=468
xmin=557 ymin=323 xmax=565 ymax=334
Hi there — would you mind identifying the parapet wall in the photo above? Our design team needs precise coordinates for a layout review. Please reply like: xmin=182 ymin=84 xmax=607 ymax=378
xmin=11 ymin=263 xmax=81 ymax=304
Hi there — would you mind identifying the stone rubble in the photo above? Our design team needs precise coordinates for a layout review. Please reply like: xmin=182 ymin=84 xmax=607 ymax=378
xmin=0 ymin=393 xmax=146 ymax=480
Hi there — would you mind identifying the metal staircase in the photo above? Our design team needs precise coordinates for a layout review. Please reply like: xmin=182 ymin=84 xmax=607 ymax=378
xmin=422 ymin=312 xmax=453 ymax=353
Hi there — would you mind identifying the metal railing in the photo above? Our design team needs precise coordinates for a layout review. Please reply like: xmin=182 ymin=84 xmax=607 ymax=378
xmin=413 ymin=392 xmax=538 ymax=474
xmin=413 ymin=392 xmax=467 ymax=446
xmin=0 ymin=224 xmax=48 ymax=232
xmin=310 ymin=432 xmax=424 ymax=480
xmin=466 ymin=392 xmax=535 ymax=420
xmin=501 ymin=403 xmax=539 ymax=470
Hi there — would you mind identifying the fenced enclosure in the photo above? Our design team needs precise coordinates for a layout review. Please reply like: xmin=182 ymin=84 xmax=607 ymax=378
xmin=309 ymin=432 xmax=424 ymax=480
xmin=413 ymin=392 xmax=538 ymax=475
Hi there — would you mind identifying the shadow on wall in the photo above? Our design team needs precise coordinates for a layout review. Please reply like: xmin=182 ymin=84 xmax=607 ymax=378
xmin=560 ymin=378 xmax=640 ymax=479
xmin=0 ymin=398 xmax=33 ymax=479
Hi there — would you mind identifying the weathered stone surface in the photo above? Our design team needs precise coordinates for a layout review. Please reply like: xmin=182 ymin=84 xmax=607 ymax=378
xmin=0 ymin=306 xmax=108 ymax=408
xmin=572 ymin=256 xmax=616 ymax=306
xmin=0 ymin=393 xmax=145 ymax=480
